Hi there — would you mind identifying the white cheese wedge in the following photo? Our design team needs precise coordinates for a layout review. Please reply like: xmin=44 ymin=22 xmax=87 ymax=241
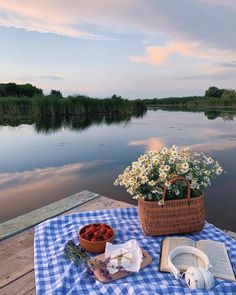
xmin=109 ymin=248 xmax=133 ymax=269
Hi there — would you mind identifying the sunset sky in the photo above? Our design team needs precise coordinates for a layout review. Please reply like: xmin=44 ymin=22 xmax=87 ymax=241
xmin=0 ymin=0 xmax=236 ymax=98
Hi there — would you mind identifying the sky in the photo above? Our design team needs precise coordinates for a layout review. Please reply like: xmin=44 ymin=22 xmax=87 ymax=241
xmin=0 ymin=0 xmax=236 ymax=98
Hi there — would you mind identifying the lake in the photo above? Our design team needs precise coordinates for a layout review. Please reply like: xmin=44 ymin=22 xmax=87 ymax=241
xmin=0 ymin=109 xmax=236 ymax=231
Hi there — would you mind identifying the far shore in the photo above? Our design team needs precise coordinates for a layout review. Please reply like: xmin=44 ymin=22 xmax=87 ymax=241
xmin=147 ymin=105 xmax=236 ymax=109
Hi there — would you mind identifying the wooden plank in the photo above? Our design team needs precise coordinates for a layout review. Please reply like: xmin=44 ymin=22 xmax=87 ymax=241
xmin=0 ymin=228 xmax=34 ymax=288
xmin=0 ymin=193 xmax=134 ymax=295
xmin=0 ymin=271 xmax=35 ymax=295
xmin=24 ymin=288 xmax=36 ymax=295
xmin=0 ymin=190 xmax=100 ymax=241
xmin=0 ymin=228 xmax=34 ymax=255
xmin=66 ymin=195 xmax=135 ymax=214
xmin=0 ymin=238 xmax=34 ymax=288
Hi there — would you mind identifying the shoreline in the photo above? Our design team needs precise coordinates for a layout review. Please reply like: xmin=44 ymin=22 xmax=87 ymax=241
xmin=147 ymin=105 xmax=236 ymax=110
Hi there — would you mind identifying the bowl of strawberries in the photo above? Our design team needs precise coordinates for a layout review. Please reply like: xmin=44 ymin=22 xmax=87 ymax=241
xmin=79 ymin=223 xmax=114 ymax=253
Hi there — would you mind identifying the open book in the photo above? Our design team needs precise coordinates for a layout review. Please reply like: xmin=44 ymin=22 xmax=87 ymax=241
xmin=159 ymin=237 xmax=236 ymax=282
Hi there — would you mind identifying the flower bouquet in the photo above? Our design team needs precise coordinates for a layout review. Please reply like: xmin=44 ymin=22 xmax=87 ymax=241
xmin=114 ymin=145 xmax=223 ymax=236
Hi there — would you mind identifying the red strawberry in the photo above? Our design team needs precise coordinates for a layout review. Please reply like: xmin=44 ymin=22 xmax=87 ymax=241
xmin=94 ymin=231 xmax=101 ymax=238
xmin=107 ymin=228 xmax=113 ymax=236
xmin=100 ymin=227 xmax=107 ymax=234
xmin=89 ymin=226 xmax=97 ymax=234
xmin=85 ymin=228 xmax=93 ymax=235
xmin=104 ymin=233 xmax=111 ymax=240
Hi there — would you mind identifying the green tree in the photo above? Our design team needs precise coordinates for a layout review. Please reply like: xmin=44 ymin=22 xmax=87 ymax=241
xmin=0 ymin=84 xmax=6 ymax=97
xmin=111 ymin=94 xmax=122 ymax=100
xmin=221 ymin=89 xmax=236 ymax=99
xmin=20 ymin=83 xmax=43 ymax=97
xmin=50 ymin=90 xmax=63 ymax=98
xmin=0 ymin=82 xmax=43 ymax=97
xmin=205 ymin=86 xmax=224 ymax=98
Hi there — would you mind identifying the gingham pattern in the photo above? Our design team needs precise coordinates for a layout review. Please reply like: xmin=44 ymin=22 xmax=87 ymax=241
xmin=34 ymin=208 xmax=236 ymax=294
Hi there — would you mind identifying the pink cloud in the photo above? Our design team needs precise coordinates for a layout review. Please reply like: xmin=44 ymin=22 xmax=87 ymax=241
xmin=128 ymin=41 xmax=236 ymax=66
xmin=0 ymin=0 xmax=235 ymax=51
xmin=0 ymin=1 xmax=109 ymax=39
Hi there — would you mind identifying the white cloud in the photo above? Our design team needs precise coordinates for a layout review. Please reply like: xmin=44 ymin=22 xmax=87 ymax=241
xmin=0 ymin=0 xmax=235 ymax=50
xmin=129 ymin=41 xmax=236 ymax=66
xmin=0 ymin=1 xmax=109 ymax=39
xmin=1 ymin=0 xmax=236 ymax=97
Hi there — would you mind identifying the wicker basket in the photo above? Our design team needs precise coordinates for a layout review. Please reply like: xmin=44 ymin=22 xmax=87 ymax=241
xmin=138 ymin=176 xmax=205 ymax=236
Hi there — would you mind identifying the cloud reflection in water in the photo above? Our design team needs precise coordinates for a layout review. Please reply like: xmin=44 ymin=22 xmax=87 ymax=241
xmin=0 ymin=160 xmax=115 ymax=222
xmin=129 ymin=137 xmax=165 ymax=152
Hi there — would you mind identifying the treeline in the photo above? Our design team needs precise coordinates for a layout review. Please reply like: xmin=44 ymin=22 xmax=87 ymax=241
xmin=0 ymin=83 xmax=145 ymax=117
xmin=144 ymin=86 xmax=236 ymax=108
xmin=2 ymin=83 xmax=236 ymax=115
xmin=0 ymin=83 xmax=43 ymax=97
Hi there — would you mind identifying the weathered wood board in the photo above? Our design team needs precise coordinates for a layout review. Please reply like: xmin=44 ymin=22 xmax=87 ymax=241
xmin=0 ymin=191 xmax=134 ymax=294
xmin=0 ymin=190 xmax=100 ymax=241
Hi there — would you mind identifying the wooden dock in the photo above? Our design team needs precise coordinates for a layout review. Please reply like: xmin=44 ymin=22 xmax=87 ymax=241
xmin=0 ymin=190 xmax=134 ymax=295
xmin=0 ymin=190 xmax=235 ymax=295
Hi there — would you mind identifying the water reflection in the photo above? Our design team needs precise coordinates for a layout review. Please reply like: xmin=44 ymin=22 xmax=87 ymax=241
xmin=191 ymin=141 xmax=236 ymax=152
xmin=129 ymin=138 xmax=165 ymax=152
xmin=0 ymin=110 xmax=146 ymax=134
xmin=129 ymin=137 xmax=236 ymax=153
xmin=151 ymin=107 xmax=236 ymax=121
xmin=0 ymin=160 xmax=116 ymax=222
xmin=0 ymin=108 xmax=236 ymax=231
xmin=204 ymin=110 xmax=236 ymax=121
xmin=1 ymin=107 xmax=235 ymax=135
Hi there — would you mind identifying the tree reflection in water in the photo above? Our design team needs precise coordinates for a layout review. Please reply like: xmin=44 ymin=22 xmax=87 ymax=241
xmin=0 ymin=110 xmax=147 ymax=134
xmin=150 ymin=107 xmax=236 ymax=121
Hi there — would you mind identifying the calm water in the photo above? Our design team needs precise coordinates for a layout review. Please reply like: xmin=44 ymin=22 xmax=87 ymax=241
xmin=0 ymin=109 xmax=236 ymax=231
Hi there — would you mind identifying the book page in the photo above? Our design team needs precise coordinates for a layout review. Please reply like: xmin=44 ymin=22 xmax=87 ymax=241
xmin=160 ymin=237 xmax=196 ymax=272
xmin=196 ymin=240 xmax=236 ymax=281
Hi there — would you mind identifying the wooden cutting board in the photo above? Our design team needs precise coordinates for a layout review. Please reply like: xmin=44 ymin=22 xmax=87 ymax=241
xmin=90 ymin=248 xmax=152 ymax=283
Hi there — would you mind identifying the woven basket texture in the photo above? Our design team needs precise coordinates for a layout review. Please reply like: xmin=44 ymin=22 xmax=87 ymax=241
xmin=138 ymin=176 xmax=205 ymax=236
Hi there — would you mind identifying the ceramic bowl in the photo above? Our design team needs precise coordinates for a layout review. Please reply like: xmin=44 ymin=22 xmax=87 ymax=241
xmin=78 ymin=223 xmax=114 ymax=254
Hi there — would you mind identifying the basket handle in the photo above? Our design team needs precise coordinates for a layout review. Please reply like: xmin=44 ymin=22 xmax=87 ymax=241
xmin=162 ymin=176 xmax=191 ymax=201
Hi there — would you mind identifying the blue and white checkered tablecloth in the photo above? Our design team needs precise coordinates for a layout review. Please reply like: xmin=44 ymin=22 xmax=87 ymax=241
xmin=34 ymin=207 xmax=236 ymax=294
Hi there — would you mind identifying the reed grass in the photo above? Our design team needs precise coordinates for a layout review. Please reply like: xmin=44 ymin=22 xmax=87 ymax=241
xmin=144 ymin=96 xmax=236 ymax=108
xmin=0 ymin=95 xmax=145 ymax=118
